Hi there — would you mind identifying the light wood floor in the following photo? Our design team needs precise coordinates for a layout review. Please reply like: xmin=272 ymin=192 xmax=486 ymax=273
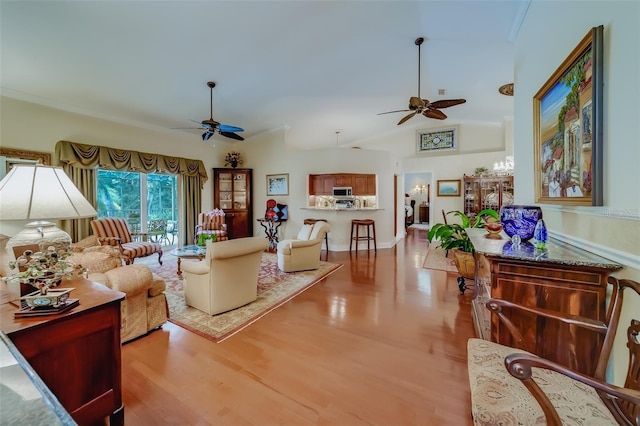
xmin=121 ymin=231 xmax=476 ymax=425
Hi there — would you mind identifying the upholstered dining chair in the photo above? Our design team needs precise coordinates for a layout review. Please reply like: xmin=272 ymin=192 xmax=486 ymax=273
xmin=91 ymin=217 xmax=163 ymax=265
xmin=467 ymin=276 xmax=640 ymax=425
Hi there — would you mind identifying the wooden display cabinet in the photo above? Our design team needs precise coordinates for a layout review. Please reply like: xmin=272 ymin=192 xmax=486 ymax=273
xmin=213 ymin=168 xmax=253 ymax=239
xmin=463 ymin=175 xmax=513 ymax=218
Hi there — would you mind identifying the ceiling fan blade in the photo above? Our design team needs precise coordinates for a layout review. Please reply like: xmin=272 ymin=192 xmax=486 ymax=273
xmin=202 ymin=131 xmax=214 ymax=141
xmin=377 ymin=109 xmax=411 ymax=115
xmin=397 ymin=111 xmax=418 ymax=125
xmin=220 ymin=131 xmax=245 ymax=141
xmin=429 ymin=99 xmax=466 ymax=109
xmin=409 ymin=96 xmax=426 ymax=110
xmin=218 ymin=124 xmax=244 ymax=133
xmin=423 ymin=109 xmax=447 ymax=120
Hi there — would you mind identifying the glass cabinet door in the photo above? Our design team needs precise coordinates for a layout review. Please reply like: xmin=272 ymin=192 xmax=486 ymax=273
xmin=232 ymin=172 xmax=247 ymax=209
xmin=218 ymin=172 xmax=233 ymax=209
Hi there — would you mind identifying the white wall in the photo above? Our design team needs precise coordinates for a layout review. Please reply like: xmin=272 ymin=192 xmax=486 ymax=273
xmin=515 ymin=0 xmax=640 ymax=385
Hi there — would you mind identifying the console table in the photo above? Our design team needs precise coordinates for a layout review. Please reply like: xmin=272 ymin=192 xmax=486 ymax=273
xmin=468 ymin=228 xmax=622 ymax=376
xmin=0 ymin=278 xmax=125 ymax=425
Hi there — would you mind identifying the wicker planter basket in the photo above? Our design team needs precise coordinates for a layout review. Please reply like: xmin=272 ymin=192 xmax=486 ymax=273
xmin=451 ymin=248 xmax=475 ymax=294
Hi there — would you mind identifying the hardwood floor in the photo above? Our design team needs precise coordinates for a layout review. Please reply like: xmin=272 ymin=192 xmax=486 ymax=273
xmin=121 ymin=232 xmax=476 ymax=425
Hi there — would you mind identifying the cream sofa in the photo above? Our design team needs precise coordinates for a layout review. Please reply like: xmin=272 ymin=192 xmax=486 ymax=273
xmin=181 ymin=236 xmax=268 ymax=315
xmin=277 ymin=221 xmax=330 ymax=272
xmin=68 ymin=243 xmax=168 ymax=343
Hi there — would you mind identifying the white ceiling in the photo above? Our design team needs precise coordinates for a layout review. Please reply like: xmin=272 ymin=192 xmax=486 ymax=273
xmin=1 ymin=1 xmax=528 ymax=150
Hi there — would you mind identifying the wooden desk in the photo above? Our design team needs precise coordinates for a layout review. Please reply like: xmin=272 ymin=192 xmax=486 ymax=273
xmin=1 ymin=278 xmax=125 ymax=425
xmin=468 ymin=229 xmax=623 ymax=376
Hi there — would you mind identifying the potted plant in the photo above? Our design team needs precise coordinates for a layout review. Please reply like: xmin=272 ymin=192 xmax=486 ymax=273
xmin=427 ymin=209 xmax=499 ymax=294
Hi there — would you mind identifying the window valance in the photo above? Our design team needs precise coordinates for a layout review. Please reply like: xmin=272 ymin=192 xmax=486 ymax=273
xmin=55 ymin=140 xmax=208 ymax=187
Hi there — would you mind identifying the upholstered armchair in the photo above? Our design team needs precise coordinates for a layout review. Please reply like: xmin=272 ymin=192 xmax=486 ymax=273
xmin=194 ymin=210 xmax=228 ymax=245
xmin=181 ymin=236 xmax=268 ymax=315
xmin=467 ymin=276 xmax=640 ymax=425
xmin=67 ymin=244 xmax=168 ymax=343
xmin=91 ymin=217 xmax=163 ymax=265
xmin=276 ymin=221 xmax=330 ymax=272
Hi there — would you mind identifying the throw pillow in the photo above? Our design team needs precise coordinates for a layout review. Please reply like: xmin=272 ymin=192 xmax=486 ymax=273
xmin=297 ymin=224 xmax=313 ymax=240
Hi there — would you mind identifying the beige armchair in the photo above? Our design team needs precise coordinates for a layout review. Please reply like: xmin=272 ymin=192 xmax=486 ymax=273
xmin=277 ymin=221 xmax=330 ymax=272
xmin=67 ymin=244 xmax=168 ymax=343
xmin=181 ymin=236 xmax=268 ymax=315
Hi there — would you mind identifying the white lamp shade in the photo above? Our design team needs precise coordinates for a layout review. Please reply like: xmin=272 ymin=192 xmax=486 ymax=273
xmin=0 ymin=164 xmax=97 ymax=220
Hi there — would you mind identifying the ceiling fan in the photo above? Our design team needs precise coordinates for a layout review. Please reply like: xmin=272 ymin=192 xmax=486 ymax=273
xmin=378 ymin=37 xmax=466 ymax=125
xmin=181 ymin=81 xmax=244 ymax=141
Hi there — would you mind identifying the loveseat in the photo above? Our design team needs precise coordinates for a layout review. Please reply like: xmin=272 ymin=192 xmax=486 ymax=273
xmin=276 ymin=221 xmax=330 ymax=272
xmin=68 ymin=241 xmax=168 ymax=343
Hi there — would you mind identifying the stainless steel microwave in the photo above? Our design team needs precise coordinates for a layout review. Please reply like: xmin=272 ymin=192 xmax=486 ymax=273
xmin=333 ymin=187 xmax=353 ymax=197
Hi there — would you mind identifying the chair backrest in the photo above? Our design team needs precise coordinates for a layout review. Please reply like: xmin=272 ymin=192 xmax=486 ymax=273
xmin=309 ymin=221 xmax=330 ymax=241
xmin=198 ymin=213 xmax=225 ymax=231
xmin=91 ymin=218 xmax=133 ymax=244
xmin=442 ymin=209 xmax=449 ymax=224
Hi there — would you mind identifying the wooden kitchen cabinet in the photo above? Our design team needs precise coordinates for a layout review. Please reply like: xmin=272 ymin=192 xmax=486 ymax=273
xmin=468 ymin=229 xmax=622 ymax=376
xmin=353 ymin=174 xmax=376 ymax=195
xmin=1 ymin=278 xmax=125 ymax=425
xmin=308 ymin=173 xmax=376 ymax=196
xmin=213 ymin=168 xmax=253 ymax=238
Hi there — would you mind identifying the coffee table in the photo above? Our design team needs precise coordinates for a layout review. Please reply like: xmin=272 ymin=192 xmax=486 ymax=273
xmin=170 ymin=245 xmax=206 ymax=276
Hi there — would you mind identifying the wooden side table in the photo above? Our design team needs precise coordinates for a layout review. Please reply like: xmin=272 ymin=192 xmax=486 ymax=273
xmin=1 ymin=278 xmax=125 ymax=426
xmin=419 ymin=204 xmax=429 ymax=223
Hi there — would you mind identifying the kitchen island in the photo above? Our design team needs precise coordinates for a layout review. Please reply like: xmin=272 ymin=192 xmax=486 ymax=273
xmin=468 ymin=228 xmax=622 ymax=376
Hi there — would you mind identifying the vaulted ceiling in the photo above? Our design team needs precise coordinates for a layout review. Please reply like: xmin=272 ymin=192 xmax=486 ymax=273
xmin=1 ymin=1 xmax=528 ymax=149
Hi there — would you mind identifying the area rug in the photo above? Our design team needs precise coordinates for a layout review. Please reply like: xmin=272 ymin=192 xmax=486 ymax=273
xmin=138 ymin=252 xmax=342 ymax=342
xmin=422 ymin=242 xmax=458 ymax=273
xmin=408 ymin=223 xmax=430 ymax=230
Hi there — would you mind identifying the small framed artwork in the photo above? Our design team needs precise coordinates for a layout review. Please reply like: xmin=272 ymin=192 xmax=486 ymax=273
xmin=266 ymin=173 xmax=289 ymax=196
xmin=533 ymin=25 xmax=603 ymax=206
xmin=437 ymin=179 xmax=461 ymax=197
xmin=417 ymin=126 xmax=458 ymax=155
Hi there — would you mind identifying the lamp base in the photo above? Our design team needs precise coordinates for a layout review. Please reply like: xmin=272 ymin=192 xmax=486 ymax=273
xmin=6 ymin=221 xmax=72 ymax=253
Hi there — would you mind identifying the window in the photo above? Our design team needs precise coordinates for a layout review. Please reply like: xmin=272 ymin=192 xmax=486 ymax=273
xmin=97 ymin=170 xmax=178 ymax=237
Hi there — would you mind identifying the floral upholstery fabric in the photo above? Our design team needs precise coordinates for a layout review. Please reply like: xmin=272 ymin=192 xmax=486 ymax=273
xmin=467 ymin=338 xmax=617 ymax=426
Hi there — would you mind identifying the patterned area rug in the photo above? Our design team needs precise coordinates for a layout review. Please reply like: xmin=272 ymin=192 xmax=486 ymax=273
xmin=138 ymin=251 xmax=342 ymax=342
xmin=422 ymin=242 xmax=458 ymax=273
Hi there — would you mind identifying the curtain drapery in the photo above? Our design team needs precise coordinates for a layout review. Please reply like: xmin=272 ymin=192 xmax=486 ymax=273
xmin=55 ymin=141 xmax=205 ymax=243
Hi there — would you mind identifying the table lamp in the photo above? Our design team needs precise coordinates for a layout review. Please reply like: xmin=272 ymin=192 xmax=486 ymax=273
xmin=0 ymin=164 xmax=97 ymax=252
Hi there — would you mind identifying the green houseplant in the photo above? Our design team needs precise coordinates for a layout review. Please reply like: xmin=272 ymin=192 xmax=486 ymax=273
xmin=427 ymin=209 xmax=499 ymax=293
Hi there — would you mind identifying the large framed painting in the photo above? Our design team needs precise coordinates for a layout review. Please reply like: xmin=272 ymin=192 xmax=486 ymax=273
xmin=416 ymin=126 xmax=458 ymax=155
xmin=533 ymin=25 xmax=603 ymax=206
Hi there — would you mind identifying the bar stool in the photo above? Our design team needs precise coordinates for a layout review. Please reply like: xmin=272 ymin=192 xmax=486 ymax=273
xmin=303 ymin=218 xmax=329 ymax=252
xmin=350 ymin=219 xmax=376 ymax=253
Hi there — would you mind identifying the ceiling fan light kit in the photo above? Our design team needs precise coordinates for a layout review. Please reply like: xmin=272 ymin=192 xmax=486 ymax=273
xmin=378 ymin=37 xmax=466 ymax=125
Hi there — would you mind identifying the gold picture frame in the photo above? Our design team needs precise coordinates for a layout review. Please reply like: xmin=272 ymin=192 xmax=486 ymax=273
xmin=437 ymin=179 xmax=461 ymax=197
xmin=533 ymin=26 xmax=603 ymax=206
xmin=266 ymin=173 xmax=289 ymax=196
xmin=0 ymin=147 xmax=52 ymax=165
